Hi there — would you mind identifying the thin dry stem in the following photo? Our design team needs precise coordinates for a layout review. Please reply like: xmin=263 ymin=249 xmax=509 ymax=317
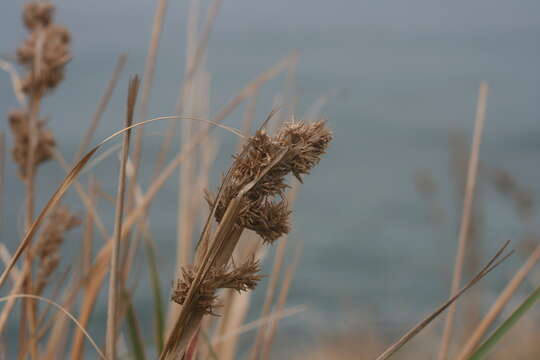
xmin=260 ymin=239 xmax=303 ymax=360
xmin=0 ymin=294 xmax=107 ymax=360
xmin=437 ymin=82 xmax=488 ymax=360
xmin=212 ymin=305 xmax=306 ymax=346
xmin=154 ymin=51 xmax=296 ymax=178
xmin=105 ymin=76 xmax=139 ymax=360
xmin=129 ymin=0 xmax=168 ymax=217
xmin=52 ymin=149 xmax=109 ymax=240
xmin=74 ymin=53 xmax=127 ymax=162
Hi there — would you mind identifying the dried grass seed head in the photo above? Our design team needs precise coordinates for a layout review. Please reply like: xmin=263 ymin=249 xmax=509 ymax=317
xmin=8 ymin=110 xmax=56 ymax=177
xmin=17 ymin=1 xmax=71 ymax=94
xmin=171 ymin=258 xmax=262 ymax=315
xmin=212 ymin=120 xmax=332 ymax=243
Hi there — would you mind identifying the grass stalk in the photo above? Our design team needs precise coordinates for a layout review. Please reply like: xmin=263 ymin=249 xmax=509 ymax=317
xmin=74 ymin=53 xmax=127 ymax=162
xmin=106 ymin=76 xmax=139 ymax=359
xmin=260 ymin=239 xmax=303 ymax=360
xmin=437 ymin=82 xmax=489 ymax=360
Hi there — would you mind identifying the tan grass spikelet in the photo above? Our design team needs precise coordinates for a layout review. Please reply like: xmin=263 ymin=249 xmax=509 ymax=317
xmin=172 ymin=258 xmax=262 ymax=315
xmin=18 ymin=2 xmax=71 ymax=94
xmin=8 ymin=110 xmax=55 ymax=177
xmin=210 ymin=120 xmax=332 ymax=243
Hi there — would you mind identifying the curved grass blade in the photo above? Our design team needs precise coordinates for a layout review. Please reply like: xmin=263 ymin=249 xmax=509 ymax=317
xmin=0 ymin=294 xmax=106 ymax=360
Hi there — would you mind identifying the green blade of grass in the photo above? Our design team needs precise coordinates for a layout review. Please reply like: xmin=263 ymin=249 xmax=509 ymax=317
xmin=122 ymin=289 xmax=147 ymax=360
xmin=143 ymin=229 xmax=165 ymax=354
xmin=468 ymin=284 xmax=540 ymax=360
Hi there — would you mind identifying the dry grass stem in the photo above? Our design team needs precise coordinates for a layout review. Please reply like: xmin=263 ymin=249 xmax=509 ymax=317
xmin=261 ymin=239 xmax=303 ymax=360
xmin=212 ymin=304 xmax=306 ymax=346
xmin=437 ymin=82 xmax=489 ymax=360
xmin=106 ymin=76 xmax=139 ymax=360
xmin=130 ymin=0 xmax=168 ymax=217
xmin=0 ymin=294 xmax=106 ymax=360
xmin=74 ymin=53 xmax=127 ymax=162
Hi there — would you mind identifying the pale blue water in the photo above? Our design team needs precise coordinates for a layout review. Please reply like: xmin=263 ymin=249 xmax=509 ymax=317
xmin=1 ymin=0 xmax=540 ymax=358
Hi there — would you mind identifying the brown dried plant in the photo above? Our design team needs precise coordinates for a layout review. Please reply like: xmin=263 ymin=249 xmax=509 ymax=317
xmin=17 ymin=2 xmax=71 ymax=96
xmin=8 ymin=1 xmax=71 ymax=178
xmin=162 ymin=119 xmax=332 ymax=359
xmin=3 ymin=2 xmax=72 ymax=356
xmin=172 ymin=257 xmax=262 ymax=315
xmin=8 ymin=109 xmax=55 ymax=177
xmin=208 ymin=121 xmax=332 ymax=243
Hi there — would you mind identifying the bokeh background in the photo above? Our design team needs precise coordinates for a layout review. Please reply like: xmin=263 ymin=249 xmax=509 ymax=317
xmin=1 ymin=0 xmax=540 ymax=357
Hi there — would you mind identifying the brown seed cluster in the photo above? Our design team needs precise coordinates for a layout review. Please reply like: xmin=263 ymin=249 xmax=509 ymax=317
xmin=33 ymin=205 xmax=80 ymax=294
xmin=171 ymin=120 xmax=331 ymax=322
xmin=171 ymin=258 xmax=262 ymax=314
xmin=210 ymin=120 xmax=332 ymax=243
xmin=7 ymin=1 xmax=71 ymax=178
xmin=17 ymin=1 xmax=71 ymax=94
xmin=8 ymin=110 xmax=56 ymax=177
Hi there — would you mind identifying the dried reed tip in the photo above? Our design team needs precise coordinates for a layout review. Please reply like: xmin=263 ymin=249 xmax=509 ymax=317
xmin=8 ymin=109 xmax=56 ymax=177
xmin=17 ymin=2 xmax=71 ymax=94
xmin=210 ymin=120 xmax=332 ymax=243
xmin=171 ymin=258 xmax=262 ymax=315
xmin=33 ymin=204 xmax=80 ymax=294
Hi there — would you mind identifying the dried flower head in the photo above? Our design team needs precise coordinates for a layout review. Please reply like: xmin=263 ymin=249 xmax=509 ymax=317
xmin=16 ymin=1 xmax=71 ymax=94
xmin=211 ymin=120 xmax=332 ymax=243
xmin=33 ymin=204 xmax=80 ymax=294
xmin=171 ymin=258 xmax=262 ymax=315
xmin=8 ymin=110 xmax=56 ymax=177
xmin=17 ymin=23 xmax=71 ymax=94
xmin=6 ymin=1 xmax=69 ymax=178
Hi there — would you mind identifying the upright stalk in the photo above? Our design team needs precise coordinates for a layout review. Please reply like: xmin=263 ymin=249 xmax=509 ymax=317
xmin=106 ymin=77 xmax=139 ymax=359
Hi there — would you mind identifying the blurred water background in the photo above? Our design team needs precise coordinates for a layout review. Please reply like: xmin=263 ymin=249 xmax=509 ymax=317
xmin=1 ymin=0 xmax=540 ymax=357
